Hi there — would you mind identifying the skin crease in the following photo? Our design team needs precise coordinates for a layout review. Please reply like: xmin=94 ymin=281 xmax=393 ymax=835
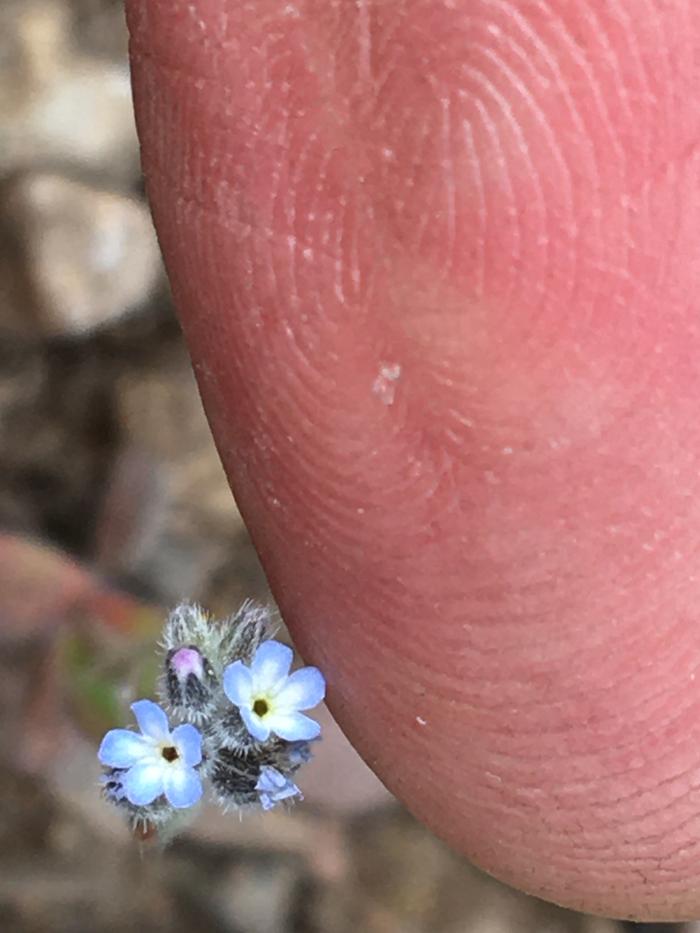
xmin=125 ymin=0 xmax=700 ymax=920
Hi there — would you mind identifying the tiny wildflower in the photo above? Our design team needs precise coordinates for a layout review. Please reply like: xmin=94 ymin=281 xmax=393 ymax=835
xmin=98 ymin=700 xmax=203 ymax=809
xmin=256 ymin=766 xmax=302 ymax=811
xmin=223 ymin=640 xmax=325 ymax=742
xmin=99 ymin=602 xmax=325 ymax=837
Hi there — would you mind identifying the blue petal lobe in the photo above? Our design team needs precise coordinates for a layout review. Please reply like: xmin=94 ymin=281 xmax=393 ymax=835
xmin=251 ymin=640 xmax=293 ymax=690
xmin=123 ymin=762 xmax=165 ymax=806
xmin=268 ymin=711 xmax=321 ymax=741
xmin=256 ymin=767 xmax=301 ymax=810
xmin=131 ymin=699 xmax=170 ymax=740
xmin=171 ymin=723 xmax=202 ymax=767
xmin=241 ymin=705 xmax=271 ymax=741
xmin=274 ymin=666 xmax=325 ymax=710
xmin=223 ymin=660 xmax=253 ymax=706
xmin=98 ymin=729 xmax=151 ymax=768
xmin=256 ymin=766 xmax=286 ymax=792
xmin=163 ymin=766 xmax=203 ymax=808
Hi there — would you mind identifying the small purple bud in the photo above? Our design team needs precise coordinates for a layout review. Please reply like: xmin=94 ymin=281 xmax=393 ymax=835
xmin=170 ymin=647 xmax=205 ymax=682
xmin=163 ymin=645 xmax=217 ymax=722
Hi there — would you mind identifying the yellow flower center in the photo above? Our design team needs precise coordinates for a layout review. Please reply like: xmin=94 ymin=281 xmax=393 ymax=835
xmin=253 ymin=697 xmax=270 ymax=717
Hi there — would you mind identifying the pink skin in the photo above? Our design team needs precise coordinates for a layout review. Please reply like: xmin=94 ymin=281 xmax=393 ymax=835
xmin=126 ymin=0 xmax=700 ymax=919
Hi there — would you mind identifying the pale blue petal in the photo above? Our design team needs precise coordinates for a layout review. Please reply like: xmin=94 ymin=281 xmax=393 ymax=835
xmin=251 ymin=640 xmax=293 ymax=690
xmin=131 ymin=699 xmax=170 ymax=740
xmin=241 ymin=704 xmax=271 ymax=741
xmin=223 ymin=660 xmax=253 ymax=706
xmin=268 ymin=711 xmax=321 ymax=741
xmin=123 ymin=762 xmax=165 ymax=806
xmin=274 ymin=781 xmax=300 ymax=802
xmin=163 ymin=766 xmax=203 ymax=808
xmin=171 ymin=723 xmax=202 ymax=767
xmin=256 ymin=766 xmax=301 ymax=810
xmin=98 ymin=729 xmax=151 ymax=768
xmin=256 ymin=767 xmax=286 ymax=792
xmin=274 ymin=666 xmax=325 ymax=710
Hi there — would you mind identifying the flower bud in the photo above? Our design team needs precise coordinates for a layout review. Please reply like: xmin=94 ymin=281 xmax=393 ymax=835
xmin=210 ymin=747 xmax=261 ymax=809
xmin=218 ymin=600 xmax=274 ymax=667
xmin=163 ymin=645 xmax=217 ymax=722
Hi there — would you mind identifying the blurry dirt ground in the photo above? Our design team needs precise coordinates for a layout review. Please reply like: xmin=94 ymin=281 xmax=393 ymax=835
xmin=0 ymin=1 xmax=694 ymax=931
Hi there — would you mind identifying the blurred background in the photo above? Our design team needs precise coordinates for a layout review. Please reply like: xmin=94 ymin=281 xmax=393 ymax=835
xmin=0 ymin=1 xmax=693 ymax=931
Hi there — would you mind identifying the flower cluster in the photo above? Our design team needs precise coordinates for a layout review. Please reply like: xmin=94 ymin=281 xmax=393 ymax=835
xmin=98 ymin=602 xmax=325 ymax=835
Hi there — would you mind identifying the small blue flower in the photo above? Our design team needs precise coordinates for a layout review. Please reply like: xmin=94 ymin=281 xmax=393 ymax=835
xmin=256 ymin=766 xmax=302 ymax=810
xmin=98 ymin=700 xmax=203 ymax=809
xmin=223 ymin=640 xmax=325 ymax=742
